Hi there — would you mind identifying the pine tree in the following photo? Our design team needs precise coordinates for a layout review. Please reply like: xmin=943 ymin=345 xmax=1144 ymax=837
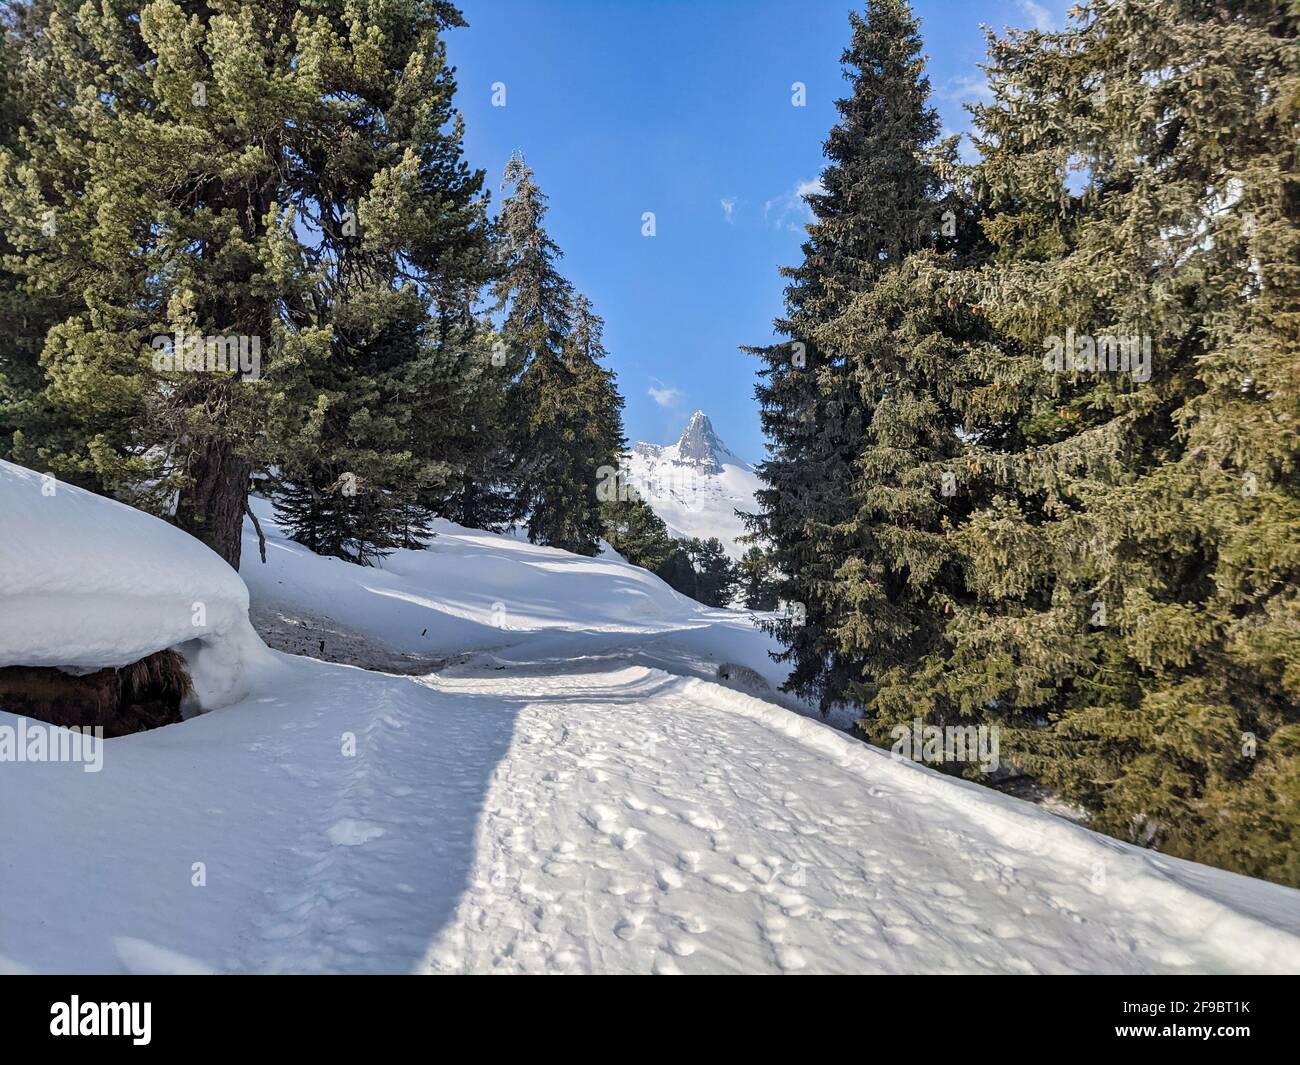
xmin=494 ymin=154 xmax=625 ymax=555
xmin=601 ymin=493 xmax=675 ymax=573
xmin=656 ymin=545 xmax=698 ymax=600
xmin=431 ymin=326 xmax=518 ymax=532
xmin=686 ymin=537 xmax=738 ymax=608
xmin=270 ymin=470 xmax=414 ymax=566
xmin=0 ymin=0 xmax=494 ymax=569
xmin=738 ymin=546 xmax=779 ymax=610
xmin=0 ymin=0 xmax=96 ymax=483
xmin=745 ymin=0 xmax=946 ymax=712
xmin=799 ymin=2 xmax=984 ymax=750
xmin=0 ymin=11 xmax=34 ymax=460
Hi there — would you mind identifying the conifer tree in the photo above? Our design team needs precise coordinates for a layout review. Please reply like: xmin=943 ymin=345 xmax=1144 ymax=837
xmin=656 ymin=545 xmax=698 ymax=600
xmin=601 ymin=492 xmax=674 ymax=573
xmin=745 ymin=0 xmax=947 ymax=712
xmin=738 ymin=546 xmax=779 ymax=610
xmin=494 ymin=154 xmax=625 ymax=555
xmin=0 ymin=0 xmax=494 ymax=569
xmin=431 ymin=326 xmax=518 ymax=531
xmin=0 ymin=13 xmax=33 ymax=460
xmin=0 ymin=0 xmax=93 ymax=481
xmin=686 ymin=537 xmax=738 ymax=608
xmin=893 ymin=0 xmax=1299 ymax=883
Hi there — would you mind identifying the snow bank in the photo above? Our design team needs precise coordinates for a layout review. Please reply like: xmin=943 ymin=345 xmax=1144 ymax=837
xmin=672 ymin=674 xmax=1300 ymax=969
xmin=240 ymin=495 xmax=714 ymax=658
xmin=0 ymin=460 xmax=274 ymax=709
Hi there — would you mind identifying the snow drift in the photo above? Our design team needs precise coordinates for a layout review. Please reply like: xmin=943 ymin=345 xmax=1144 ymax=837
xmin=0 ymin=459 xmax=274 ymax=710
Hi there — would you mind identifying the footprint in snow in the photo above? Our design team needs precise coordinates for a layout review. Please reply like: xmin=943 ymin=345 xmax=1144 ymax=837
xmin=614 ymin=914 xmax=643 ymax=941
xmin=615 ymin=828 xmax=644 ymax=851
xmin=671 ymin=912 xmax=709 ymax=935
xmin=683 ymin=810 xmax=724 ymax=832
xmin=775 ymin=891 xmax=810 ymax=917
xmin=583 ymin=805 xmax=621 ymax=835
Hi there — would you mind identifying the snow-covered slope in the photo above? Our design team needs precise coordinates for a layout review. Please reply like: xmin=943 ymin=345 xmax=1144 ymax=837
xmin=5 ymin=655 xmax=1299 ymax=974
xmin=622 ymin=411 xmax=762 ymax=559
xmin=0 ymin=459 xmax=274 ymax=708
xmin=4 ymin=477 xmax=1299 ymax=974
xmin=237 ymin=496 xmax=788 ymax=685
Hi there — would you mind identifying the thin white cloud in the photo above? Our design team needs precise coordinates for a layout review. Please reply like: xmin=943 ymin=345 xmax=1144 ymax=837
xmin=1017 ymin=0 xmax=1055 ymax=31
xmin=764 ymin=178 xmax=825 ymax=233
xmin=648 ymin=379 xmax=684 ymax=408
xmin=720 ymin=197 xmax=736 ymax=224
xmin=942 ymin=73 xmax=994 ymax=105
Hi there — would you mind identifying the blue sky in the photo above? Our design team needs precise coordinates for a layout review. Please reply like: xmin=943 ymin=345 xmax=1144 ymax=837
xmin=447 ymin=0 xmax=1072 ymax=463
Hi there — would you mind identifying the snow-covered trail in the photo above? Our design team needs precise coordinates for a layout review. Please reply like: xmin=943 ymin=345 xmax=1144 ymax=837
xmin=5 ymin=651 xmax=1298 ymax=974
xmin=9 ymin=465 xmax=1295 ymax=975
xmin=423 ymin=663 xmax=1300 ymax=975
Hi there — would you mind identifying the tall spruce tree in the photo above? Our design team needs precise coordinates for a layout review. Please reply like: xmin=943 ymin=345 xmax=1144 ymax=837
xmin=745 ymin=0 xmax=946 ymax=713
xmin=891 ymin=0 xmax=1299 ymax=883
xmin=494 ymin=153 xmax=625 ymax=555
xmin=0 ymin=0 xmax=494 ymax=569
xmin=809 ymin=4 xmax=983 ymax=747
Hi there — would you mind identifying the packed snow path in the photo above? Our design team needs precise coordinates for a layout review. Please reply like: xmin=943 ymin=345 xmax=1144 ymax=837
xmin=424 ymin=664 xmax=1299 ymax=975
xmin=5 ymin=655 xmax=1299 ymax=974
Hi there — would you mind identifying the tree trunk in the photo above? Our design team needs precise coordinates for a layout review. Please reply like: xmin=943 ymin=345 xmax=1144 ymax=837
xmin=175 ymin=438 xmax=251 ymax=570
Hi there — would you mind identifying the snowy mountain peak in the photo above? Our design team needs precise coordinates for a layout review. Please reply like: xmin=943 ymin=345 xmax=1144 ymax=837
xmin=674 ymin=411 xmax=729 ymax=472
xmin=621 ymin=413 xmax=761 ymax=559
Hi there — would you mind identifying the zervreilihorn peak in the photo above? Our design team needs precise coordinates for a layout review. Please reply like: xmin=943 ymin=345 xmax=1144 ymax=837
xmin=673 ymin=410 xmax=737 ymax=472
xmin=623 ymin=411 xmax=760 ymax=559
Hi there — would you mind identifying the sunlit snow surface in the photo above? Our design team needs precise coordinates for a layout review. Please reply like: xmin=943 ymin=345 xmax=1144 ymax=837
xmin=2 ymin=470 xmax=1298 ymax=974
xmin=0 ymin=459 xmax=275 ymax=708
